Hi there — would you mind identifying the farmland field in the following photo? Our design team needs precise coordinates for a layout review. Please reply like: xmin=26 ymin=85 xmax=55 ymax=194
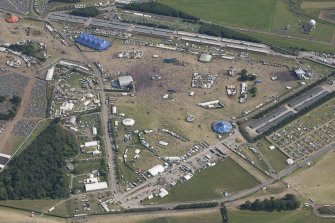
xmin=285 ymin=151 xmax=335 ymax=204
xmin=149 ymin=158 xmax=259 ymax=203
xmin=301 ymin=1 xmax=335 ymax=9
xmin=228 ymin=209 xmax=335 ymax=223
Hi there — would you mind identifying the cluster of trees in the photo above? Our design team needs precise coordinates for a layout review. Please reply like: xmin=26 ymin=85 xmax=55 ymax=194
xmin=240 ymin=194 xmax=300 ymax=211
xmin=0 ymin=95 xmax=21 ymax=120
xmin=175 ymin=202 xmax=218 ymax=210
xmin=8 ymin=41 xmax=46 ymax=61
xmin=238 ymin=69 xmax=257 ymax=81
xmin=122 ymin=2 xmax=199 ymax=21
xmin=199 ymin=24 xmax=260 ymax=42
xmin=0 ymin=119 xmax=79 ymax=200
xmin=70 ymin=7 xmax=100 ymax=17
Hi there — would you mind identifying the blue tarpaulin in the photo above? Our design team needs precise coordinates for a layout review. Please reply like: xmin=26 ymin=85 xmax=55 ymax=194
xmin=75 ymin=33 xmax=111 ymax=51
xmin=212 ymin=120 xmax=232 ymax=134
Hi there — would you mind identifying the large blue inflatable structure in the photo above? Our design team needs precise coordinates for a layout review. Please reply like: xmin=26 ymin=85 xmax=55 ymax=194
xmin=212 ymin=120 xmax=232 ymax=134
xmin=75 ymin=33 xmax=111 ymax=51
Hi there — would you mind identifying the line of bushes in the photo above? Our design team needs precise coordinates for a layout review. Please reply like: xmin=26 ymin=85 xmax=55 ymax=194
xmin=122 ymin=2 xmax=199 ymax=21
xmin=174 ymin=202 xmax=218 ymax=210
xmin=70 ymin=7 xmax=100 ymax=17
xmin=240 ymin=194 xmax=300 ymax=211
xmin=199 ymin=23 xmax=260 ymax=43
xmin=220 ymin=204 xmax=229 ymax=223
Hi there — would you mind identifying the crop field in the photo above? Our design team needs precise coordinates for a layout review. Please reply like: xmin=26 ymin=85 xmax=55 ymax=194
xmin=301 ymin=1 xmax=335 ymax=9
xmin=149 ymin=158 xmax=259 ymax=203
xmin=228 ymin=209 xmax=335 ymax=223
xmin=286 ymin=151 xmax=335 ymax=204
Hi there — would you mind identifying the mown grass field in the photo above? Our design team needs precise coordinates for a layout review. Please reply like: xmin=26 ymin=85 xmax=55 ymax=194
xmin=149 ymin=158 xmax=259 ymax=203
xmin=158 ymin=0 xmax=276 ymax=31
xmin=255 ymin=139 xmax=288 ymax=172
xmin=243 ymin=31 xmax=335 ymax=53
xmin=228 ymin=209 xmax=335 ymax=223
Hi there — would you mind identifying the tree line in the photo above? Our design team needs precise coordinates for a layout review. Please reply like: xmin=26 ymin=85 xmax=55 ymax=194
xmin=199 ymin=23 xmax=260 ymax=43
xmin=122 ymin=2 xmax=199 ymax=21
xmin=0 ymin=119 xmax=79 ymax=200
xmin=240 ymin=194 xmax=300 ymax=211
xmin=70 ymin=7 xmax=100 ymax=17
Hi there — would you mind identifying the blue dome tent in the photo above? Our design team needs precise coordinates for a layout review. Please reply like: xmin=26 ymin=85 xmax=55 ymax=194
xmin=212 ymin=120 xmax=232 ymax=134
xmin=75 ymin=33 xmax=111 ymax=51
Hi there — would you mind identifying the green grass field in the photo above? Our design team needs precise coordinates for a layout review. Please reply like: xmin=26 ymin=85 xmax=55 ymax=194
xmin=228 ymin=209 xmax=335 ymax=223
xmin=244 ymin=31 xmax=335 ymax=53
xmin=158 ymin=0 xmax=276 ymax=31
xmin=0 ymin=199 xmax=60 ymax=212
xmin=254 ymin=139 xmax=288 ymax=172
xmin=150 ymin=158 xmax=259 ymax=203
xmin=138 ymin=212 xmax=223 ymax=223
xmin=158 ymin=0 xmax=335 ymax=51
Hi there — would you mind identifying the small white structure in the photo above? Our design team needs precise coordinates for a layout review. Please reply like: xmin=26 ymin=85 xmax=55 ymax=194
xmin=159 ymin=141 xmax=168 ymax=146
xmin=112 ymin=106 xmax=117 ymax=114
xmin=241 ymin=82 xmax=247 ymax=94
xmin=85 ymin=182 xmax=108 ymax=191
xmin=269 ymin=145 xmax=275 ymax=150
xmin=159 ymin=188 xmax=169 ymax=198
xmin=48 ymin=207 xmax=55 ymax=212
xmin=118 ymin=75 xmax=133 ymax=88
xmin=287 ymin=158 xmax=294 ymax=165
xmin=46 ymin=66 xmax=55 ymax=81
xmin=122 ymin=118 xmax=135 ymax=126
xmin=148 ymin=164 xmax=165 ymax=176
xmin=92 ymin=127 xmax=97 ymax=136
xmin=68 ymin=115 xmax=76 ymax=125
xmin=135 ymin=149 xmax=140 ymax=154
xmin=183 ymin=174 xmax=192 ymax=181
xmin=199 ymin=54 xmax=212 ymax=63
xmin=147 ymin=194 xmax=154 ymax=200
xmin=189 ymin=91 xmax=194 ymax=96
xmin=85 ymin=141 xmax=98 ymax=147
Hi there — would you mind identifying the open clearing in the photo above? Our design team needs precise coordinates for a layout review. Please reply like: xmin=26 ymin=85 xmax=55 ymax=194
xmin=285 ymin=151 xmax=335 ymax=204
xmin=301 ymin=1 xmax=335 ymax=9
xmin=149 ymin=158 xmax=259 ymax=203
xmin=228 ymin=208 xmax=335 ymax=223
xmin=0 ymin=207 xmax=65 ymax=223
